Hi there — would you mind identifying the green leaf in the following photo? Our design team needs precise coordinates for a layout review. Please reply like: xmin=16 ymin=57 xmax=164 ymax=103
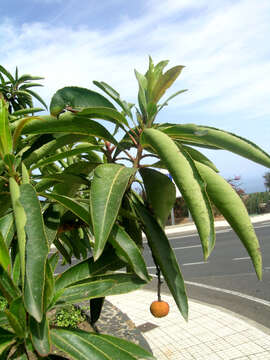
xmin=76 ymin=106 xmax=128 ymax=127
xmin=20 ymin=184 xmax=49 ymax=322
xmin=5 ymin=297 xmax=26 ymax=338
xmin=140 ymin=167 xmax=176 ymax=226
xmin=135 ymin=70 xmax=148 ymax=118
xmin=161 ymin=124 xmax=270 ymax=168
xmin=41 ymin=193 xmax=91 ymax=226
xmin=51 ymin=328 xmax=155 ymax=360
xmin=109 ymin=224 xmax=150 ymax=282
xmin=0 ymin=327 xmax=15 ymax=356
xmin=50 ymin=86 xmax=115 ymax=116
xmin=158 ymin=89 xmax=188 ymax=112
xmin=0 ymin=65 xmax=15 ymax=83
xmin=84 ymin=273 xmax=148 ymax=296
xmin=0 ymin=266 xmax=20 ymax=303
xmin=21 ymin=162 xmax=30 ymax=184
xmin=0 ymin=98 xmax=12 ymax=155
xmin=0 ymin=231 xmax=10 ymax=270
xmin=43 ymin=203 xmax=61 ymax=245
xmin=196 ymin=162 xmax=262 ymax=279
xmin=181 ymin=144 xmax=219 ymax=172
xmin=53 ymin=238 xmax=71 ymax=264
xmin=21 ymin=113 xmax=118 ymax=145
xmin=9 ymin=177 xmax=27 ymax=286
xmin=43 ymin=261 xmax=54 ymax=312
xmin=24 ymin=89 xmax=47 ymax=109
xmin=31 ymin=145 xmax=101 ymax=170
xmin=48 ymin=252 xmax=59 ymax=273
xmin=17 ymin=74 xmax=44 ymax=83
xmin=12 ymin=108 xmax=44 ymax=116
xmin=0 ymin=312 xmax=8 ymax=327
xmin=57 ymin=279 xmax=116 ymax=304
xmin=151 ymin=65 xmax=184 ymax=104
xmin=29 ymin=315 xmax=51 ymax=356
xmin=6 ymin=344 xmax=28 ymax=359
xmin=90 ymin=164 xmax=135 ymax=260
xmin=93 ymin=81 xmax=134 ymax=118
xmin=133 ymin=200 xmax=188 ymax=321
xmin=23 ymin=133 xmax=94 ymax=167
xmin=12 ymin=253 xmax=20 ymax=286
xmin=53 ymin=161 xmax=98 ymax=197
xmin=54 ymin=249 xmax=123 ymax=292
xmin=141 ymin=128 xmax=215 ymax=259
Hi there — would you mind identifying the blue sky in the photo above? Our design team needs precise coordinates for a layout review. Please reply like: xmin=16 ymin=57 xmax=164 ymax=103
xmin=1 ymin=0 xmax=270 ymax=192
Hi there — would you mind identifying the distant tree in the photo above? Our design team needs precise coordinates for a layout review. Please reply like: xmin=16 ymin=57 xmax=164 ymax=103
xmin=0 ymin=64 xmax=46 ymax=113
xmin=263 ymin=172 xmax=270 ymax=191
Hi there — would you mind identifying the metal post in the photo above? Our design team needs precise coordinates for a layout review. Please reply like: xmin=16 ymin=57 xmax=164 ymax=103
xmin=171 ymin=208 xmax=175 ymax=225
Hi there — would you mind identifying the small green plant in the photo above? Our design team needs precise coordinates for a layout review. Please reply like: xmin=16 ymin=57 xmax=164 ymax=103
xmin=0 ymin=296 xmax=8 ymax=311
xmin=53 ymin=306 xmax=86 ymax=328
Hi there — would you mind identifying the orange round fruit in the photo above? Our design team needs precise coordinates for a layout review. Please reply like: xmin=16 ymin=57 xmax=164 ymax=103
xmin=150 ymin=300 xmax=170 ymax=318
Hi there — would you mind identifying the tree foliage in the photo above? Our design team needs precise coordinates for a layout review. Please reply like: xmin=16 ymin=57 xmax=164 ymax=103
xmin=0 ymin=57 xmax=269 ymax=358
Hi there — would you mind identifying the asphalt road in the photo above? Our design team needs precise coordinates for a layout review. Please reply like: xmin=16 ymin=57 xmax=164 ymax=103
xmin=143 ymin=221 xmax=270 ymax=329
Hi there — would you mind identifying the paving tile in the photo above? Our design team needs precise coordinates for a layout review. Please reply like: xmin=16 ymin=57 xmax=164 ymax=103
xmin=107 ymin=289 xmax=270 ymax=359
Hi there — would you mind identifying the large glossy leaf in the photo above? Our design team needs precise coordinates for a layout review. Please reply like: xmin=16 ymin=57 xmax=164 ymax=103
xmin=23 ymin=134 xmax=93 ymax=167
xmin=196 ymin=162 xmax=262 ymax=279
xmin=161 ymin=124 xmax=270 ymax=168
xmin=54 ymin=161 xmax=98 ymax=197
xmin=0 ymin=232 xmax=10 ymax=270
xmin=133 ymin=199 xmax=188 ymax=321
xmin=109 ymin=224 xmax=150 ymax=281
xmin=43 ymin=261 xmax=54 ymax=312
xmin=90 ymin=164 xmax=135 ymax=260
xmin=9 ymin=177 xmax=27 ymax=286
xmin=5 ymin=297 xmax=26 ymax=338
xmin=0 ymin=312 xmax=8 ymax=327
xmin=181 ymin=144 xmax=219 ymax=172
xmin=76 ymin=273 xmax=147 ymax=296
xmin=43 ymin=203 xmax=61 ymax=245
xmin=41 ymin=193 xmax=91 ymax=226
xmin=93 ymin=81 xmax=134 ymax=118
xmin=76 ymin=107 xmax=128 ymax=127
xmin=50 ymin=86 xmax=115 ymax=116
xmin=12 ymin=253 xmax=20 ymax=286
xmin=140 ymin=167 xmax=176 ymax=226
xmin=20 ymin=184 xmax=49 ymax=322
xmin=0 ymin=266 xmax=20 ymax=303
xmin=21 ymin=113 xmax=117 ymax=145
xmin=151 ymin=65 xmax=184 ymax=104
xmin=135 ymin=70 xmax=148 ymax=118
xmin=0 ymin=327 xmax=15 ymax=356
xmin=51 ymin=328 xmax=155 ymax=360
xmin=29 ymin=315 xmax=51 ymax=356
xmin=56 ymin=279 xmax=116 ymax=304
xmin=0 ymin=98 xmax=12 ymax=155
xmin=12 ymin=107 xmax=44 ymax=116
xmin=31 ymin=145 xmax=101 ymax=170
xmin=55 ymin=249 xmax=123 ymax=292
xmin=141 ymin=128 xmax=215 ymax=259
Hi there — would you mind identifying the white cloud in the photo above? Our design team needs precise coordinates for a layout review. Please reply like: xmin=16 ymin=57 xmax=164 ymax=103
xmin=1 ymin=0 xmax=269 ymax=188
xmin=1 ymin=0 xmax=269 ymax=120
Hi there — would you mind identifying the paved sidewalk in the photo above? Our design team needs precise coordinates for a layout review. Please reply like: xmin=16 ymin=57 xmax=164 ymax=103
xmin=109 ymin=289 xmax=270 ymax=360
xmin=108 ymin=214 xmax=270 ymax=359
xmin=164 ymin=213 xmax=270 ymax=237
